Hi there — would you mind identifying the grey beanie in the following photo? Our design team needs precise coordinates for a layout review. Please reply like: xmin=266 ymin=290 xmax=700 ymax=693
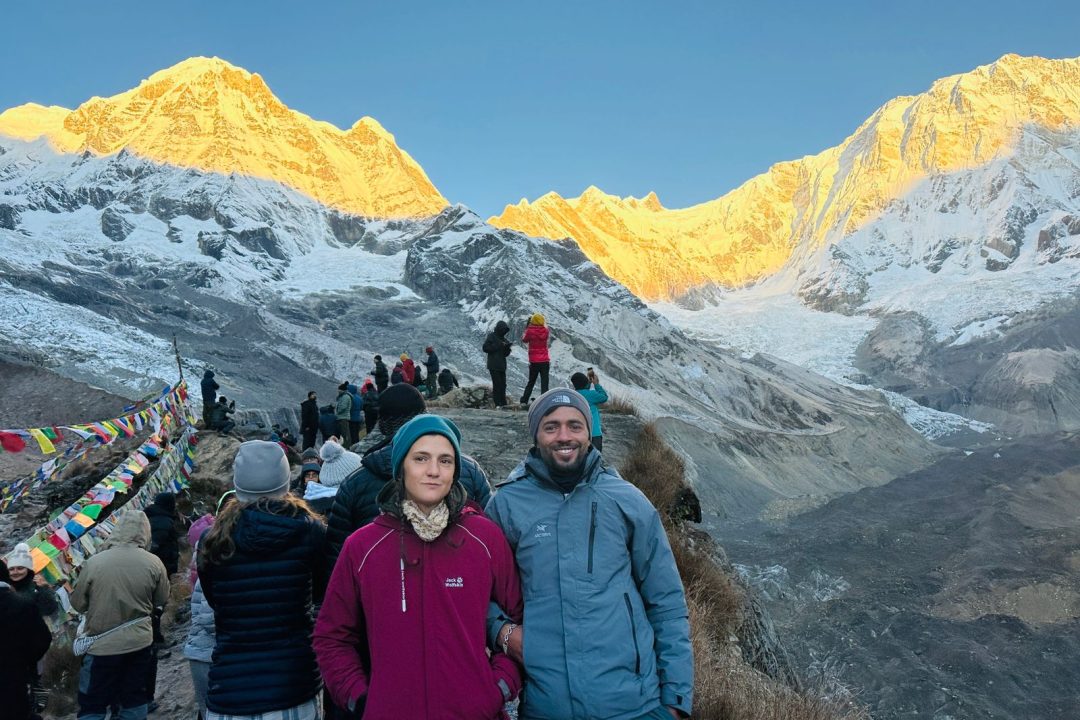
xmin=528 ymin=388 xmax=592 ymax=441
xmin=233 ymin=440 xmax=290 ymax=502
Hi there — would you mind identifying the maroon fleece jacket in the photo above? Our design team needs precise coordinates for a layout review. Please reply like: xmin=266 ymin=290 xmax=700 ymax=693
xmin=314 ymin=509 xmax=523 ymax=719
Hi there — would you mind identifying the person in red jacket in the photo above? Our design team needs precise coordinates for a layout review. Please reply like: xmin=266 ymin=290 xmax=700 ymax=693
xmin=519 ymin=313 xmax=551 ymax=405
xmin=314 ymin=414 xmax=523 ymax=720
xmin=399 ymin=353 xmax=416 ymax=385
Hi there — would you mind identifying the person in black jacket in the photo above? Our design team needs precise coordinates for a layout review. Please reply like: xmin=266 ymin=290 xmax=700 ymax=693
xmin=146 ymin=492 xmax=180 ymax=575
xmin=198 ymin=441 xmax=327 ymax=719
xmin=324 ymin=384 xmax=492 ymax=570
xmin=6 ymin=544 xmax=58 ymax=717
xmin=360 ymin=380 xmax=380 ymax=434
xmin=200 ymin=370 xmax=219 ymax=425
xmin=299 ymin=391 xmax=319 ymax=450
xmin=0 ymin=561 xmax=52 ymax=720
xmin=370 ymin=355 xmax=389 ymax=393
xmin=423 ymin=346 xmax=440 ymax=398
xmin=438 ymin=367 xmax=460 ymax=395
xmin=483 ymin=320 xmax=513 ymax=407
xmin=145 ymin=491 xmax=180 ymax=706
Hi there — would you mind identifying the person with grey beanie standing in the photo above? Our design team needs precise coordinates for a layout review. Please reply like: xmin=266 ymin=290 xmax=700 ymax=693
xmin=197 ymin=441 xmax=327 ymax=720
xmin=485 ymin=388 xmax=694 ymax=720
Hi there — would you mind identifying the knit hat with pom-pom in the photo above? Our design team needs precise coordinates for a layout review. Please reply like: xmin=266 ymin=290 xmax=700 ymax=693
xmin=318 ymin=440 xmax=363 ymax=487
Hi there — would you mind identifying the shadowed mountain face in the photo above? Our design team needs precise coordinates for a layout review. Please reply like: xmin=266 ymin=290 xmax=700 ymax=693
xmin=855 ymin=302 xmax=1080 ymax=436
xmin=719 ymin=433 xmax=1080 ymax=719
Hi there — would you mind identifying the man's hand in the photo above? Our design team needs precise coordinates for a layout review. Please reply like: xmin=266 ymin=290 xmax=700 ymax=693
xmin=498 ymin=622 xmax=524 ymax=664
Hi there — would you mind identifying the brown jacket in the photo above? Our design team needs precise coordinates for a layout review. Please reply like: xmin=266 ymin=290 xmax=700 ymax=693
xmin=70 ymin=511 xmax=170 ymax=656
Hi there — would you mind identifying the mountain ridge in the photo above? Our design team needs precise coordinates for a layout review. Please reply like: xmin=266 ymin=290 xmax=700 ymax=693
xmin=490 ymin=53 xmax=1080 ymax=300
xmin=0 ymin=56 xmax=447 ymax=219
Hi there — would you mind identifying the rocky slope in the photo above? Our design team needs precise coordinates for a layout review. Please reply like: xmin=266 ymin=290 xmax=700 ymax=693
xmin=722 ymin=432 xmax=1080 ymax=719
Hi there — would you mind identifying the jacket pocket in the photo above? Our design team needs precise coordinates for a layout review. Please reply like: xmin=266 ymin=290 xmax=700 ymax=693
xmin=587 ymin=501 xmax=598 ymax=574
xmin=623 ymin=593 xmax=641 ymax=675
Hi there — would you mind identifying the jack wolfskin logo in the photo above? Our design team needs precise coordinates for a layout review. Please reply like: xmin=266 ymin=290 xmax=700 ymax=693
xmin=445 ymin=576 xmax=464 ymax=588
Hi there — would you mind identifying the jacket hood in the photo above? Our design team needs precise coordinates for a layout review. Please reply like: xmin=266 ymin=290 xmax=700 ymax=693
xmin=348 ymin=383 xmax=359 ymax=393
xmin=361 ymin=444 xmax=394 ymax=480
xmin=152 ymin=492 xmax=176 ymax=514
xmin=495 ymin=320 xmax=510 ymax=335
xmin=106 ymin=511 xmax=152 ymax=549
xmin=233 ymin=504 xmax=314 ymax=555
xmin=203 ymin=370 xmax=215 ymax=378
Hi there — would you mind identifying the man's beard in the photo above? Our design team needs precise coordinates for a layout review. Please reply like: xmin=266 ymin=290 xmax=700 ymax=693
xmin=540 ymin=441 xmax=587 ymax=476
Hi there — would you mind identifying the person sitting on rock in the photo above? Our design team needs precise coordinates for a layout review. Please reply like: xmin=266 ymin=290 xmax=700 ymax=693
xmin=438 ymin=367 xmax=460 ymax=395
xmin=208 ymin=396 xmax=236 ymax=433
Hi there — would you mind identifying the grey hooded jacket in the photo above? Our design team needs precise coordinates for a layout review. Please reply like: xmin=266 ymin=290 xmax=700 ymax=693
xmin=485 ymin=449 xmax=693 ymax=720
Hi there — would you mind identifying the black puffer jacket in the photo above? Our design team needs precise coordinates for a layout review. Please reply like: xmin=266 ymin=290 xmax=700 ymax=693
xmin=199 ymin=501 xmax=327 ymax=716
xmin=0 ymin=587 xmax=51 ymax=720
xmin=325 ymin=443 xmax=492 ymax=567
xmin=145 ymin=493 xmax=180 ymax=575
xmin=11 ymin=571 xmax=60 ymax=618
xmin=483 ymin=321 xmax=512 ymax=371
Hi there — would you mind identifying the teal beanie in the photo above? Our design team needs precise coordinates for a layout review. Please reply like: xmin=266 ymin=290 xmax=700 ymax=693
xmin=390 ymin=414 xmax=462 ymax=481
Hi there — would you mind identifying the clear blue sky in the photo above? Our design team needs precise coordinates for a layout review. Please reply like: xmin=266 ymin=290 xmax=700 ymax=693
xmin=2 ymin=1 xmax=1078 ymax=217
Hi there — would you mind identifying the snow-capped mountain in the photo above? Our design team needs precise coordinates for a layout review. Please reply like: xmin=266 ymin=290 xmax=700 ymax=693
xmin=0 ymin=130 xmax=936 ymax=519
xmin=491 ymin=54 xmax=1080 ymax=435
xmin=491 ymin=54 xmax=1080 ymax=303
xmin=0 ymin=57 xmax=446 ymax=218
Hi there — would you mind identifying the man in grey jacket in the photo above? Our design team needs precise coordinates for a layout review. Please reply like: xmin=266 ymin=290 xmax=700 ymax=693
xmin=486 ymin=388 xmax=693 ymax=720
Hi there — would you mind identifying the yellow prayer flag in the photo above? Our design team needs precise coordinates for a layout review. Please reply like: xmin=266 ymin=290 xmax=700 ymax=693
xmin=29 ymin=428 xmax=57 ymax=454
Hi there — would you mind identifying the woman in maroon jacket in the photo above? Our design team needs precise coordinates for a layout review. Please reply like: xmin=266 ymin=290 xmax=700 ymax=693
xmin=519 ymin=313 xmax=551 ymax=404
xmin=314 ymin=414 xmax=523 ymax=720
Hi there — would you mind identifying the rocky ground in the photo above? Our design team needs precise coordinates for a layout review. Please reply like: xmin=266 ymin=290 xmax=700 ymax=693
xmin=719 ymin=432 xmax=1080 ymax=719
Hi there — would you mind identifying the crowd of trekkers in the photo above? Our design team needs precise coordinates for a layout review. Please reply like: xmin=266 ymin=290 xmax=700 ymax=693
xmin=3 ymin=314 xmax=681 ymax=720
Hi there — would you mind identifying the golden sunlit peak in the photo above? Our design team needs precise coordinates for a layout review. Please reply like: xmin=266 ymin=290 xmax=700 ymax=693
xmin=0 ymin=56 xmax=447 ymax=219
xmin=491 ymin=54 xmax=1080 ymax=300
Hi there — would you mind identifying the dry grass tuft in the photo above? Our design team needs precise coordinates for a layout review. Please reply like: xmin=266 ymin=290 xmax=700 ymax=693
xmin=620 ymin=423 xmax=868 ymax=720
xmin=603 ymin=394 xmax=639 ymax=416
xmin=619 ymin=424 xmax=685 ymax=518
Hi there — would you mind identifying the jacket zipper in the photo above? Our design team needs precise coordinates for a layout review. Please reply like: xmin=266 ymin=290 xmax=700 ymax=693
xmin=624 ymin=593 xmax=641 ymax=675
xmin=587 ymin=501 xmax=597 ymax=573
xmin=422 ymin=542 xmax=429 ymax=718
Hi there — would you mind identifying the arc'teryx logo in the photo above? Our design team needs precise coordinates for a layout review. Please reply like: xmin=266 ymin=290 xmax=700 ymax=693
xmin=445 ymin=576 xmax=464 ymax=588
xmin=534 ymin=523 xmax=552 ymax=539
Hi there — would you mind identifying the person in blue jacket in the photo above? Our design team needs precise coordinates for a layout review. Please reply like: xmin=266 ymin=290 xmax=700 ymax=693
xmin=347 ymin=383 xmax=363 ymax=446
xmin=570 ymin=368 xmax=609 ymax=452
xmin=486 ymin=388 xmax=693 ymax=720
